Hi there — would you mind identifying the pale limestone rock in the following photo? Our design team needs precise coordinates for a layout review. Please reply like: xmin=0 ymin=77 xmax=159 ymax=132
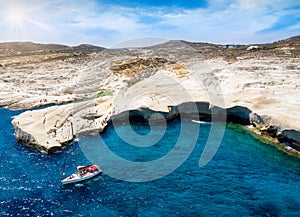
xmin=12 ymin=96 xmax=112 ymax=153
xmin=2 ymin=40 xmax=300 ymax=153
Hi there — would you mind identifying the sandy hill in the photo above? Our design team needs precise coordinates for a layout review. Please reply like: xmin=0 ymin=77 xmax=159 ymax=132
xmin=0 ymin=41 xmax=105 ymax=52
xmin=275 ymin=35 xmax=300 ymax=45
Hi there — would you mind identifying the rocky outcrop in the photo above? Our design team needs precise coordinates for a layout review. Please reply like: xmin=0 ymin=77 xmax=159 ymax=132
xmin=2 ymin=38 xmax=300 ymax=154
xmin=278 ymin=130 xmax=300 ymax=150
xmin=10 ymin=98 xmax=300 ymax=153
xmin=226 ymin=106 xmax=252 ymax=125
xmin=110 ymin=57 xmax=169 ymax=77
xmin=111 ymin=107 xmax=170 ymax=125
xmin=260 ymin=125 xmax=278 ymax=138
xmin=12 ymin=96 xmax=113 ymax=153
xmin=14 ymin=124 xmax=64 ymax=154
xmin=249 ymin=112 xmax=265 ymax=127
xmin=248 ymin=112 xmax=300 ymax=152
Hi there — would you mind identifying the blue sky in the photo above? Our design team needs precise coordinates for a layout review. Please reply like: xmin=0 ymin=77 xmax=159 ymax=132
xmin=0 ymin=0 xmax=299 ymax=47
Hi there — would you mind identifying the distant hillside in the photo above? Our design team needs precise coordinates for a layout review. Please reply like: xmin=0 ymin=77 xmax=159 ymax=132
xmin=179 ymin=35 xmax=300 ymax=62
xmin=1 ymin=35 xmax=299 ymax=53
xmin=275 ymin=35 xmax=300 ymax=45
xmin=0 ymin=42 xmax=105 ymax=52
xmin=71 ymin=44 xmax=106 ymax=52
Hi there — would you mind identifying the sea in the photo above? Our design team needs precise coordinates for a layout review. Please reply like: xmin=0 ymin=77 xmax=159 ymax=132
xmin=1 ymin=107 xmax=300 ymax=217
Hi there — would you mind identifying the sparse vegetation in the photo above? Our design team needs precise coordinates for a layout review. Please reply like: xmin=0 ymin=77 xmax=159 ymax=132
xmin=110 ymin=57 xmax=169 ymax=77
xmin=94 ymin=91 xmax=113 ymax=98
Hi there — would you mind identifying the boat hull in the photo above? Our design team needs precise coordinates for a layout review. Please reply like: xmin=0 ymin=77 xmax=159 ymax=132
xmin=61 ymin=169 xmax=102 ymax=184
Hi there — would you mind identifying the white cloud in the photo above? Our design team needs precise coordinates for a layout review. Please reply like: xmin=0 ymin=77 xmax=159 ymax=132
xmin=0 ymin=0 xmax=298 ymax=46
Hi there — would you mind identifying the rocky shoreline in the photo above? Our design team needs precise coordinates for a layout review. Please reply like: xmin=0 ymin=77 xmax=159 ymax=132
xmin=10 ymin=100 xmax=300 ymax=155
xmin=112 ymin=102 xmax=300 ymax=154
xmin=0 ymin=37 xmax=299 ymax=155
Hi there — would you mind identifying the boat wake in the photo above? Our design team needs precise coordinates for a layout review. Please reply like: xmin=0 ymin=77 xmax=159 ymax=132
xmin=191 ymin=120 xmax=210 ymax=124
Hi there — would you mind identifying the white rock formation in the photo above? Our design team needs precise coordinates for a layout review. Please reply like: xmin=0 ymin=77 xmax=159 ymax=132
xmin=12 ymin=96 xmax=113 ymax=153
xmin=1 ymin=40 xmax=299 ymax=153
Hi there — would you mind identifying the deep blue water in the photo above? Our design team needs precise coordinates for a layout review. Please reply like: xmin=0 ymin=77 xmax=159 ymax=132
xmin=1 ymin=107 xmax=300 ymax=216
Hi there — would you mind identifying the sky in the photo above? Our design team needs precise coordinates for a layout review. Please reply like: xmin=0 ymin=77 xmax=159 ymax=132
xmin=0 ymin=0 xmax=299 ymax=47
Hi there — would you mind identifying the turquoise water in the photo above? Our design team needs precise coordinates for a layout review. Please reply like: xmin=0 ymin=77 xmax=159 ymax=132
xmin=1 ymin=107 xmax=300 ymax=216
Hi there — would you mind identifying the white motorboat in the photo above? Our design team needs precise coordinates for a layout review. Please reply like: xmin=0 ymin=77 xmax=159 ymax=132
xmin=61 ymin=164 xmax=102 ymax=184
